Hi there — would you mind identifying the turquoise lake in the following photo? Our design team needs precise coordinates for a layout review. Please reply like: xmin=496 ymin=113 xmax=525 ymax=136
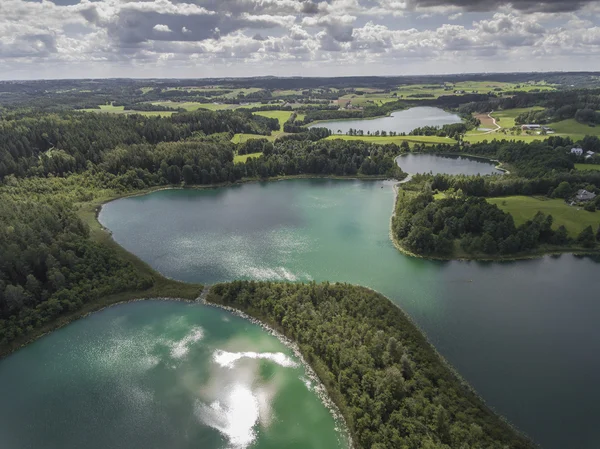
xmin=96 ymin=179 xmax=600 ymax=449
xmin=0 ymin=300 xmax=347 ymax=449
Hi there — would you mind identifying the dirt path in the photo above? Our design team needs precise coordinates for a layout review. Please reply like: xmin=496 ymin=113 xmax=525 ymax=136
xmin=196 ymin=285 xmax=211 ymax=302
xmin=480 ymin=111 xmax=502 ymax=135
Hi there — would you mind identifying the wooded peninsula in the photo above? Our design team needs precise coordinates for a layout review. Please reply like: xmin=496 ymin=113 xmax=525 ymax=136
xmin=3 ymin=74 xmax=600 ymax=448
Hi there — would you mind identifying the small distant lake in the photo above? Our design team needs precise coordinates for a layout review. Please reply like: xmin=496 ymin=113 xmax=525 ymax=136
xmin=309 ymin=107 xmax=461 ymax=135
xmin=397 ymin=153 xmax=504 ymax=175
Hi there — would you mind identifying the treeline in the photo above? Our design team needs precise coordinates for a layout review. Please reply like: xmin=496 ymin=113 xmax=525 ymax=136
xmin=426 ymin=137 xmax=578 ymax=177
xmin=409 ymin=123 xmax=469 ymax=140
xmin=516 ymin=107 xmax=600 ymax=126
xmin=392 ymin=189 xmax=598 ymax=256
xmin=0 ymin=109 xmax=278 ymax=179
xmin=458 ymin=89 xmax=600 ymax=122
xmin=95 ymin=139 xmax=403 ymax=189
xmin=429 ymin=171 xmax=600 ymax=199
xmin=0 ymin=194 xmax=151 ymax=345
xmin=207 ymin=281 xmax=535 ymax=449
xmin=301 ymin=100 xmax=410 ymax=124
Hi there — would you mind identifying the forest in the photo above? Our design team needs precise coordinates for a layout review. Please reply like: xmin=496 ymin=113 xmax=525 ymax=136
xmin=0 ymin=193 xmax=152 ymax=346
xmin=207 ymin=281 xmax=535 ymax=449
xmin=0 ymin=118 xmax=403 ymax=351
xmin=391 ymin=135 xmax=600 ymax=257
xmin=391 ymin=188 xmax=597 ymax=257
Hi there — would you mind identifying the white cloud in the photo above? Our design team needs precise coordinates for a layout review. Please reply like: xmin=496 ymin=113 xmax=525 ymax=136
xmin=153 ymin=24 xmax=172 ymax=33
xmin=0 ymin=0 xmax=599 ymax=78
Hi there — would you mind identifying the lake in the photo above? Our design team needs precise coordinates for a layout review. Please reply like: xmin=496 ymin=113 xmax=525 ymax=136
xmin=397 ymin=153 xmax=504 ymax=175
xmin=96 ymin=180 xmax=600 ymax=449
xmin=309 ymin=106 xmax=461 ymax=135
xmin=0 ymin=300 xmax=346 ymax=449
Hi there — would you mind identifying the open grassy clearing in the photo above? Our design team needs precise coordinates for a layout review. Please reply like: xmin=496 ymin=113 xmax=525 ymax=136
xmin=163 ymin=87 xmax=264 ymax=98
xmin=231 ymin=133 xmax=277 ymax=144
xmin=234 ymin=152 xmax=263 ymax=163
xmin=490 ymin=107 xmax=545 ymax=128
xmin=547 ymin=118 xmax=600 ymax=138
xmin=488 ymin=196 xmax=600 ymax=237
xmin=149 ymin=101 xmax=263 ymax=111
xmin=340 ymin=82 xmax=556 ymax=108
xmin=254 ymin=110 xmax=293 ymax=131
xmin=150 ymin=101 xmax=216 ymax=111
xmin=464 ymin=133 xmax=553 ymax=144
xmin=83 ymin=104 xmax=174 ymax=116
xmin=576 ymin=163 xmax=600 ymax=171
xmin=325 ymin=135 xmax=456 ymax=145
xmin=271 ymin=89 xmax=305 ymax=97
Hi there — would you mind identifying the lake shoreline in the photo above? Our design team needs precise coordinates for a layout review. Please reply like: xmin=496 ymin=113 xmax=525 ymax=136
xmin=390 ymin=184 xmax=600 ymax=261
xmin=201 ymin=288 xmax=355 ymax=449
xmin=308 ymin=106 xmax=463 ymax=134
xmin=2 ymin=174 xmax=399 ymax=360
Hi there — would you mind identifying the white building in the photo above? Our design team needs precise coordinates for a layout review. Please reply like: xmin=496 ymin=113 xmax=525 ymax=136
xmin=571 ymin=148 xmax=584 ymax=156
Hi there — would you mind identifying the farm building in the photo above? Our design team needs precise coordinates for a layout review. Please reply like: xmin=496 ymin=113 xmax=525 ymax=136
xmin=586 ymin=151 xmax=596 ymax=159
xmin=521 ymin=124 xmax=541 ymax=130
xmin=571 ymin=148 xmax=584 ymax=155
xmin=575 ymin=189 xmax=597 ymax=202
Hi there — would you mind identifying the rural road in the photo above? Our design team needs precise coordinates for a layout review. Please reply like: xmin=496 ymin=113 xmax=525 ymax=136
xmin=480 ymin=111 xmax=502 ymax=135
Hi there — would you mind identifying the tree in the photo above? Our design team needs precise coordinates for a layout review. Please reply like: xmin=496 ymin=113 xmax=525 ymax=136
xmin=577 ymin=226 xmax=596 ymax=248
xmin=167 ymin=165 xmax=181 ymax=184
xmin=552 ymin=181 xmax=572 ymax=199
xmin=553 ymin=225 xmax=569 ymax=245
xmin=182 ymin=165 xmax=194 ymax=184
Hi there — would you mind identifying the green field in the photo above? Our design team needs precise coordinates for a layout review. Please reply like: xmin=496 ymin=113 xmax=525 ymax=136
xmin=272 ymin=89 xmax=305 ymax=97
xmin=325 ymin=135 xmax=456 ymax=145
xmin=546 ymin=119 xmax=600 ymax=140
xmin=488 ymin=196 xmax=600 ymax=237
xmin=163 ymin=87 xmax=264 ymax=98
xmin=234 ymin=152 xmax=263 ymax=163
xmin=464 ymin=133 xmax=551 ymax=144
xmin=83 ymin=104 xmax=174 ymax=116
xmin=576 ymin=163 xmax=600 ymax=171
xmin=254 ymin=110 xmax=293 ymax=131
xmin=340 ymin=82 xmax=555 ymax=108
xmin=231 ymin=133 xmax=276 ymax=144
xmin=150 ymin=101 xmax=262 ymax=111
xmin=150 ymin=101 xmax=219 ymax=111
xmin=490 ymin=107 xmax=545 ymax=129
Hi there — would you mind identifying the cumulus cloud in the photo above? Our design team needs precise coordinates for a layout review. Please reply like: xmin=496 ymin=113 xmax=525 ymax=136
xmin=0 ymin=0 xmax=599 ymax=78
xmin=408 ymin=0 xmax=593 ymax=13
xmin=153 ymin=24 xmax=172 ymax=33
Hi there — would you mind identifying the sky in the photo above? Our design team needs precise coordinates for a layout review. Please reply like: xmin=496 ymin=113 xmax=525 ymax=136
xmin=1 ymin=0 xmax=600 ymax=79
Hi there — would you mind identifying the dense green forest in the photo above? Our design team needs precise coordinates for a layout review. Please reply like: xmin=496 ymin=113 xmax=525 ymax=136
xmin=391 ymin=188 xmax=587 ymax=256
xmin=391 ymin=136 xmax=600 ymax=257
xmin=0 ymin=193 xmax=151 ymax=346
xmin=207 ymin=281 xmax=535 ymax=449
xmin=0 ymin=109 xmax=278 ymax=178
xmin=1 ymin=77 xmax=600 ymax=447
xmin=0 ymin=121 xmax=403 ymax=352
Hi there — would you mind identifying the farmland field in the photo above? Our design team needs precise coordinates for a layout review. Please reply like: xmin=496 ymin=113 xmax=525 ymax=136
xmin=83 ymin=104 xmax=174 ymax=116
xmin=488 ymin=196 xmax=600 ymax=237
xmin=234 ymin=152 xmax=263 ymax=163
xmin=231 ymin=133 xmax=276 ymax=144
xmin=150 ymin=101 xmax=263 ymax=111
xmin=254 ymin=110 xmax=293 ymax=131
xmin=575 ymin=163 xmax=600 ymax=171
xmin=546 ymin=119 xmax=600 ymax=139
